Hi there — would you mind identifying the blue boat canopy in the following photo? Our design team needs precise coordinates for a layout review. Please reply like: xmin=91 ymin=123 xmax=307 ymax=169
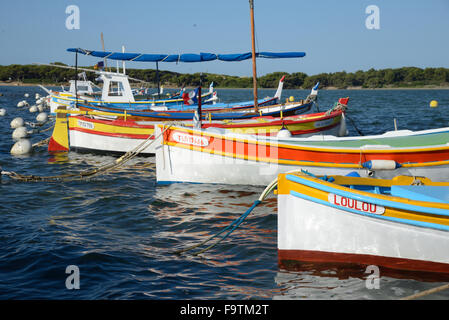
xmin=67 ymin=48 xmax=306 ymax=63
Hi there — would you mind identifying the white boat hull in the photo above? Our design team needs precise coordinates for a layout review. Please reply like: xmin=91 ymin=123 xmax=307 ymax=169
xmin=69 ymin=129 xmax=156 ymax=155
xmin=155 ymin=135 xmax=449 ymax=186
xmin=278 ymin=193 xmax=449 ymax=271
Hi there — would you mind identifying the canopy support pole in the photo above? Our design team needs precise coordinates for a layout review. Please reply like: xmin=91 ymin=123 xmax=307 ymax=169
xmin=75 ymin=50 xmax=78 ymax=108
xmin=156 ymin=61 xmax=160 ymax=99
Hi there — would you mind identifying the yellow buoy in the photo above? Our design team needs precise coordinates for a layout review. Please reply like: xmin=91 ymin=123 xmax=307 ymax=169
xmin=430 ymin=100 xmax=438 ymax=108
xmin=289 ymin=96 xmax=294 ymax=102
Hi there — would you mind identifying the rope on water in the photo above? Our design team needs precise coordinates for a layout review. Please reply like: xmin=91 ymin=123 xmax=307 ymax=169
xmin=32 ymin=137 xmax=51 ymax=148
xmin=34 ymin=123 xmax=55 ymax=134
xmin=175 ymin=177 xmax=279 ymax=256
xmin=400 ymin=283 xmax=449 ymax=300
xmin=345 ymin=114 xmax=364 ymax=136
xmin=2 ymin=123 xmax=173 ymax=182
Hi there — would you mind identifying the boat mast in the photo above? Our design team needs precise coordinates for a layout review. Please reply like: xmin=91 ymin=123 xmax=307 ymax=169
xmin=75 ymin=49 xmax=78 ymax=108
xmin=249 ymin=0 xmax=258 ymax=113
xmin=122 ymin=45 xmax=126 ymax=74
xmin=101 ymin=32 xmax=108 ymax=71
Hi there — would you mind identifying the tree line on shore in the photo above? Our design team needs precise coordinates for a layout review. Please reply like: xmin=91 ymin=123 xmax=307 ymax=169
xmin=0 ymin=63 xmax=448 ymax=89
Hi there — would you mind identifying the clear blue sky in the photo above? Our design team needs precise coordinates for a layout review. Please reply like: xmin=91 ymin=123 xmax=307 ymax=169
xmin=0 ymin=0 xmax=448 ymax=77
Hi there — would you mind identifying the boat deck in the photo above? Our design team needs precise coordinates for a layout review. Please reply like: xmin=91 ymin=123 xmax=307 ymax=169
xmin=278 ymin=129 xmax=449 ymax=149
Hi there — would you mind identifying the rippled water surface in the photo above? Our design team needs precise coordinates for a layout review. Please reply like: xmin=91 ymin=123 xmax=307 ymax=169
xmin=0 ymin=86 xmax=449 ymax=300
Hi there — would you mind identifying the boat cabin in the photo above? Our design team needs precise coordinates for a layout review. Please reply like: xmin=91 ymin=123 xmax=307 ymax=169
xmin=99 ymin=72 xmax=135 ymax=103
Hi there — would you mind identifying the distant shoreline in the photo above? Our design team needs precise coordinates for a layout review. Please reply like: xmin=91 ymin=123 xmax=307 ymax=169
xmin=1 ymin=81 xmax=449 ymax=90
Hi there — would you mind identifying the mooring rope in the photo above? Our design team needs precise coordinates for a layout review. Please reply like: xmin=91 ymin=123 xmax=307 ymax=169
xmin=400 ymin=283 xmax=449 ymax=300
xmin=34 ymin=123 xmax=55 ymax=134
xmin=174 ymin=168 xmax=342 ymax=256
xmin=32 ymin=137 xmax=51 ymax=148
xmin=175 ymin=177 xmax=279 ymax=256
xmin=345 ymin=114 xmax=364 ymax=136
xmin=2 ymin=124 xmax=173 ymax=182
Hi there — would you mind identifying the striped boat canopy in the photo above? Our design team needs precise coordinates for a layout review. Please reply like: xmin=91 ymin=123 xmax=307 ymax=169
xmin=67 ymin=48 xmax=306 ymax=63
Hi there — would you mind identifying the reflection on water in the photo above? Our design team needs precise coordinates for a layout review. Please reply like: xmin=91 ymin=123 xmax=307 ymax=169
xmin=274 ymin=268 xmax=449 ymax=300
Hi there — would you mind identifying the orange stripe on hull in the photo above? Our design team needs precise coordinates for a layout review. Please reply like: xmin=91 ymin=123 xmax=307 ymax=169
xmin=165 ymin=129 xmax=449 ymax=165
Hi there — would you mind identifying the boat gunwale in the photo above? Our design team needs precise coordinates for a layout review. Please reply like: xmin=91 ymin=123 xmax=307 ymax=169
xmin=285 ymin=173 xmax=449 ymax=217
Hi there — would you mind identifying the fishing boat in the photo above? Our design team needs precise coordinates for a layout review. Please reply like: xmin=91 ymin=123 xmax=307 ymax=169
xmin=56 ymin=45 xmax=309 ymax=113
xmin=73 ymin=74 xmax=299 ymax=116
xmin=76 ymin=92 xmax=314 ymax=121
xmin=48 ymin=98 xmax=347 ymax=155
xmin=155 ymin=124 xmax=449 ymax=186
xmin=63 ymin=72 xmax=101 ymax=97
xmin=277 ymin=171 xmax=449 ymax=274
xmin=47 ymin=70 xmax=217 ymax=114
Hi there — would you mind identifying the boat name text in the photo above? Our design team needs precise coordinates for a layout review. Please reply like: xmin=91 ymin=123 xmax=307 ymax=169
xmin=172 ymin=132 xmax=209 ymax=147
xmin=77 ymin=120 xmax=95 ymax=130
xmin=328 ymin=193 xmax=385 ymax=215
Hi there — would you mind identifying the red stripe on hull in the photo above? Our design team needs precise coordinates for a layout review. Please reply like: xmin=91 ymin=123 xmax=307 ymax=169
xmin=278 ymin=249 xmax=449 ymax=275
xmin=200 ymin=111 xmax=342 ymax=129
xmin=48 ymin=137 xmax=69 ymax=152
xmin=70 ymin=127 xmax=152 ymax=140
xmin=72 ymin=116 xmax=154 ymax=129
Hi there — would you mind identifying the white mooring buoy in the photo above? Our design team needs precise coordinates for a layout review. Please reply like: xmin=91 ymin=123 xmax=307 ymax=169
xmin=12 ymin=126 xmax=29 ymax=140
xmin=36 ymin=112 xmax=48 ymax=123
xmin=0 ymin=108 xmax=6 ymax=116
xmin=10 ymin=117 xmax=24 ymax=129
xmin=10 ymin=139 xmax=32 ymax=155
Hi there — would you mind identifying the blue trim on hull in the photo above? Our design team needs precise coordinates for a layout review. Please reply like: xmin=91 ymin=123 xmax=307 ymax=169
xmin=80 ymin=102 xmax=313 ymax=120
xmin=286 ymin=174 xmax=449 ymax=217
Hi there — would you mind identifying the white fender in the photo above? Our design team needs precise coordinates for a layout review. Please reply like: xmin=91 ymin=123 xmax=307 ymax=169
xmin=362 ymin=160 xmax=401 ymax=170
xmin=276 ymin=127 xmax=292 ymax=138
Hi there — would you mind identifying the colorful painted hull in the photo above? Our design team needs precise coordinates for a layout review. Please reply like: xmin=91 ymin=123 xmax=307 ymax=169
xmin=77 ymin=100 xmax=313 ymax=121
xmin=277 ymin=172 xmax=449 ymax=274
xmin=155 ymin=125 xmax=449 ymax=186
xmin=68 ymin=116 xmax=156 ymax=155
xmin=64 ymin=110 xmax=344 ymax=155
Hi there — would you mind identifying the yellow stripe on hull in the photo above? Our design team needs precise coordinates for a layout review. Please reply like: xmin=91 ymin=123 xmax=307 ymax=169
xmin=68 ymin=117 xmax=154 ymax=136
xmin=277 ymin=173 xmax=449 ymax=227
